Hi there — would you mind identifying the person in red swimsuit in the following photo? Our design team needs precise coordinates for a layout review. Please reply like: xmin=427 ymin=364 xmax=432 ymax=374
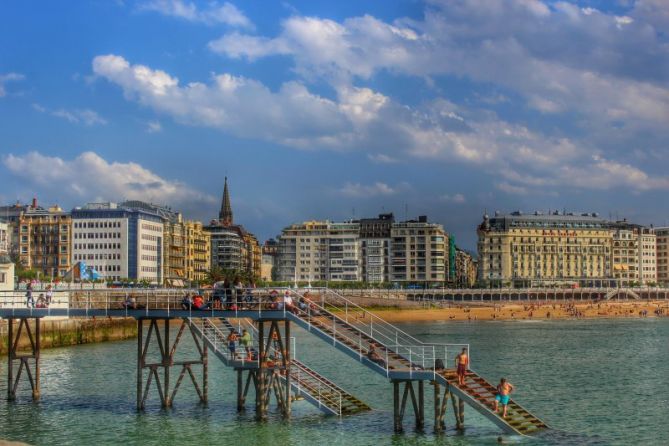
xmin=455 ymin=348 xmax=469 ymax=386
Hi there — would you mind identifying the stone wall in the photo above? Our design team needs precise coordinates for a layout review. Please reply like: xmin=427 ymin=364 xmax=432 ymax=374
xmin=0 ymin=317 xmax=137 ymax=355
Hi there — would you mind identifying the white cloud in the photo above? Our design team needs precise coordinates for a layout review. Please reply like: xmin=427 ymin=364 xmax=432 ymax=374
xmin=140 ymin=0 xmax=253 ymax=28
xmin=0 ymin=73 xmax=24 ymax=97
xmin=2 ymin=151 xmax=216 ymax=211
xmin=441 ymin=193 xmax=466 ymax=203
xmin=93 ymin=54 xmax=350 ymax=145
xmin=146 ymin=120 xmax=162 ymax=133
xmin=51 ymin=109 xmax=107 ymax=126
xmin=367 ymin=153 xmax=398 ymax=164
xmin=93 ymin=54 xmax=669 ymax=195
xmin=338 ymin=182 xmax=407 ymax=198
xmin=209 ymin=2 xmax=669 ymax=128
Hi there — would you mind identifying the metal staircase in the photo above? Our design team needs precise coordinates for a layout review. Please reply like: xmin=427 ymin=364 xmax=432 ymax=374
xmin=187 ymin=317 xmax=370 ymax=416
xmin=285 ymin=289 xmax=549 ymax=435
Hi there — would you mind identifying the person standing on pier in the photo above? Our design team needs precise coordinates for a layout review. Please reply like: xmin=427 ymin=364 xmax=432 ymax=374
xmin=455 ymin=348 xmax=469 ymax=386
xmin=240 ymin=329 xmax=253 ymax=359
xmin=25 ymin=282 xmax=34 ymax=308
xmin=494 ymin=378 xmax=515 ymax=418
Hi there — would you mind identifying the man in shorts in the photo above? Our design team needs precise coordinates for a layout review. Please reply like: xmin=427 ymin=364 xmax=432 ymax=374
xmin=494 ymin=378 xmax=514 ymax=418
xmin=455 ymin=348 xmax=469 ymax=386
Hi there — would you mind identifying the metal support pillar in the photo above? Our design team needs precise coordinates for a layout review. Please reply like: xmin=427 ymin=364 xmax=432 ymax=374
xmin=136 ymin=318 xmax=207 ymax=410
xmin=432 ymin=381 xmax=451 ymax=433
xmin=256 ymin=320 xmax=266 ymax=421
xmin=284 ymin=320 xmax=291 ymax=419
xmin=7 ymin=318 xmax=41 ymax=401
xmin=392 ymin=380 xmax=424 ymax=433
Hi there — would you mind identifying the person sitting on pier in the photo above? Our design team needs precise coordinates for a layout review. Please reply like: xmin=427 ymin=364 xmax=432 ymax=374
xmin=455 ymin=348 xmax=469 ymax=386
xmin=192 ymin=294 xmax=205 ymax=310
xmin=283 ymin=291 xmax=298 ymax=314
xmin=494 ymin=378 xmax=515 ymax=418
xmin=181 ymin=294 xmax=193 ymax=310
xmin=122 ymin=295 xmax=137 ymax=310
xmin=35 ymin=293 xmax=48 ymax=308
xmin=366 ymin=344 xmax=387 ymax=368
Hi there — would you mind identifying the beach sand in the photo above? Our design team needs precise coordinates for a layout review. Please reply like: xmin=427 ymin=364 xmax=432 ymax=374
xmin=367 ymin=300 xmax=669 ymax=323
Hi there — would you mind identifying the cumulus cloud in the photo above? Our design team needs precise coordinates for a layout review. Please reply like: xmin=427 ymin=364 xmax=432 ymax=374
xmin=92 ymin=53 xmax=669 ymax=194
xmin=140 ymin=0 xmax=253 ymax=28
xmin=0 ymin=73 xmax=24 ymax=97
xmin=2 ymin=151 xmax=216 ymax=212
xmin=209 ymin=1 xmax=669 ymax=127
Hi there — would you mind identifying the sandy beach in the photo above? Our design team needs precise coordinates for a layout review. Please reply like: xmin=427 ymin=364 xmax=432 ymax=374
xmin=368 ymin=300 xmax=669 ymax=323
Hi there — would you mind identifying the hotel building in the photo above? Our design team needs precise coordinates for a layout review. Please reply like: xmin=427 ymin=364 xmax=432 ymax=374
xmin=477 ymin=211 xmax=612 ymax=287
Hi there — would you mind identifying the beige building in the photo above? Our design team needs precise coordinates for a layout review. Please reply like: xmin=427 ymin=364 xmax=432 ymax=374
xmin=477 ymin=212 xmax=612 ymax=287
xmin=455 ymin=248 xmax=476 ymax=287
xmin=390 ymin=216 xmax=448 ymax=283
xmin=656 ymin=228 xmax=669 ymax=286
xmin=18 ymin=204 xmax=72 ymax=279
xmin=185 ymin=220 xmax=210 ymax=285
xmin=611 ymin=224 xmax=656 ymax=286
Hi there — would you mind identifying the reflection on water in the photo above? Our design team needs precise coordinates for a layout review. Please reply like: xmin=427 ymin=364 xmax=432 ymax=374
xmin=0 ymin=319 xmax=667 ymax=445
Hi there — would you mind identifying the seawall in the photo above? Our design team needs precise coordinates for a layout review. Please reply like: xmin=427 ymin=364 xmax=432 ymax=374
xmin=0 ymin=317 xmax=138 ymax=355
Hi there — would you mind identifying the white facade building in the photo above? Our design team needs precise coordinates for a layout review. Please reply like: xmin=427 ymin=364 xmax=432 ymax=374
xmin=0 ymin=222 xmax=14 ymax=290
xmin=71 ymin=203 xmax=164 ymax=284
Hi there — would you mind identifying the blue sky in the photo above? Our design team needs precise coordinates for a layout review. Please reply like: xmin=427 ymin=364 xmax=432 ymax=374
xmin=1 ymin=0 xmax=669 ymax=250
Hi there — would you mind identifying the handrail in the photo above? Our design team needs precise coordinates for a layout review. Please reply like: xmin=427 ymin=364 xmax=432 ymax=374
xmin=227 ymin=316 xmax=346 ymax=415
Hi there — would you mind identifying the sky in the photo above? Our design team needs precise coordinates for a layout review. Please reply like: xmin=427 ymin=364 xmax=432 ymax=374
xmin=1 ymin=0 xmax=669 ymax=250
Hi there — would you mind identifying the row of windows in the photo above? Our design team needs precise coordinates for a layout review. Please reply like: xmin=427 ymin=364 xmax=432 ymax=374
xmin=141 ymin=266 xmax=159 ymax=273
xmin=141 ymin=244 xmax=158 ymax=252
xmin=74 ymin=232 xmax=121 ymax=239
xmin=74 ymin=243 xmax=121 ymax=250
xmin=141 ymin=255 xmax=159 ymax=262
xmin=74 ymin=253 xmax=121 ymax=261
xmin=74 ymin=221 xmax=122 ymax=228
xmin=141 ymin=223 xmax=162 ymax=232
xmin=141 ymin=234 xmax=159 ymax=242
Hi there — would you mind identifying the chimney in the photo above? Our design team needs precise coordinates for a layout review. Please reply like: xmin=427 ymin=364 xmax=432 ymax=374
xmin=32 ymin=197 xmax=37 ymax=209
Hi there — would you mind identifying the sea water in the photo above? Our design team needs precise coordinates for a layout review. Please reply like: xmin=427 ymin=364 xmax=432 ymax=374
xmin=0 ymin=318 xmax=667 ymax=446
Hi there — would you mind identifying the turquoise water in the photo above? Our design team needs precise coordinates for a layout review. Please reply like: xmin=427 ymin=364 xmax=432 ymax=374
xmin=0 ymin=319 xmax=667 ymax=445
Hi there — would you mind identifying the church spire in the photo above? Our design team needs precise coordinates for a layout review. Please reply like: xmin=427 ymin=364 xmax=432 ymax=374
xmin=219 ymin=177 xmax=233 ymax=225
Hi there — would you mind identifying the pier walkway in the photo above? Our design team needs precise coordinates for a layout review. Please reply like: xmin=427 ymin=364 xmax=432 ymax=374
xmin=0 ymin=288 xmax=547 ymax=436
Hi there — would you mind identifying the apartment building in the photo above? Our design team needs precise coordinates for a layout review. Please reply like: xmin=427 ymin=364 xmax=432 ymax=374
xmin=390 ymin=216 xmax=448 ymax=283
xmin=185 ymin=220 xmax=210 ymax=284
xmin=359 ymin=213 xmax=393 ymax=283
xmin=276 ymin=215 xmax=448 ymax=284
xmin=656 ymin=228 xmax=669 ymax=286
xmin=71 ymin=203 xmax=164 ymax=284
xmin=17 ymin=204 xmax=72 ymax=279
xmin=275 ymin=220 xmax=360 ymax=283
xmin=610 ymin=223 xmax=656 ymax=286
